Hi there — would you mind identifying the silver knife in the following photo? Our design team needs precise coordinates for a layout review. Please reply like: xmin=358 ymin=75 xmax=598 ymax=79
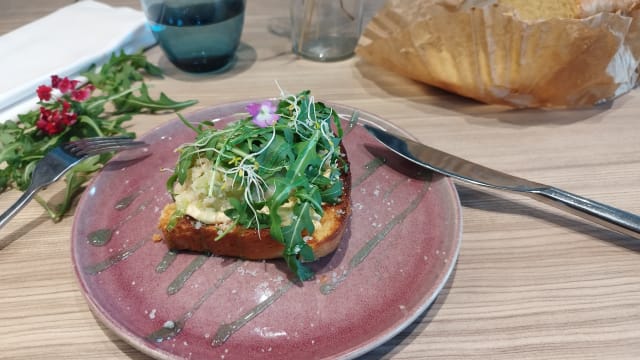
xmin=364 ymin=124 xmax=640 ymax=240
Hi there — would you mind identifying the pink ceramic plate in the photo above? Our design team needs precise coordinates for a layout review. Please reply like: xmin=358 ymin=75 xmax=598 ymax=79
xmin=71 ymin=100 xmax=462 ymax=359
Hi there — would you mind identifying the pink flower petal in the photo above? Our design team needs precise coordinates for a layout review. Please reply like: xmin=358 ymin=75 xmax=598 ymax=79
xmin=246 ymin=102 xmax=262 ymax=117
xmin=247 ymin=101 xmax=279 ymax=128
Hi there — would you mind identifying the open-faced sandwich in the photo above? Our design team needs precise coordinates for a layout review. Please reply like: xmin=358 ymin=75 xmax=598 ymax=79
xmin=157 ymin=90 xmax=351 ymax=281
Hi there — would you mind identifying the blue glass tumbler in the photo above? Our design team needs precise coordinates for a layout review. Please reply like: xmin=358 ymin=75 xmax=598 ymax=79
xmin=140 ymin=0 xmax=245 ymax=73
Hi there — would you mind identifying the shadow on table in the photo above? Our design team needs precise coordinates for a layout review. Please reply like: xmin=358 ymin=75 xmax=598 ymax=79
xmin=354 ymin=59 xmax=618 ymax=126
xmin=0 ymin=213 xmax=50 ymax=250
xmin=356 ymin=268 xmax=457 ymax=359
xmin=96 ymin=319 xmax=154 ymax=360
xmin=456 ymin=184 xmax=640 ymax=252
xmin=156 ymin=42 xmax=258 ymax=82
xmin=0 ymin=183 xmax=82 ymax=250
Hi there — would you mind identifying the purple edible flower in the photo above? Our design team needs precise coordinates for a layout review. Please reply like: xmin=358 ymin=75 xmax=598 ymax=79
xmin=247 ymin=101 xmax=280 ymax=128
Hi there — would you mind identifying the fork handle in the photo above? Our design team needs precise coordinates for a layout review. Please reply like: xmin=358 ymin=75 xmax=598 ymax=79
xmin=0 ymin=186 xmax=39 ymax=230
xmin=529 ymin=187 xmax=640 ymax=240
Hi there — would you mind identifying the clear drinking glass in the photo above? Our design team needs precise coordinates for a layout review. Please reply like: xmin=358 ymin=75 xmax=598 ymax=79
xmin=290 ymin=0 xmax=365 ymax=62
xmin=140 ymin=0 xmax=245 ymax=73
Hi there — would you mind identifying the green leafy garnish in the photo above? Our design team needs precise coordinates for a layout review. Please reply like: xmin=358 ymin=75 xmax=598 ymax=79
xmin=0 ymin=51 xmax=197 ymax=221
xmin=168 ymin=90 xmax=348 ymax=281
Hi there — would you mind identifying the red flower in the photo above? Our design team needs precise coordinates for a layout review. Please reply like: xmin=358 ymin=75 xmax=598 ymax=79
xmin=35 ymin=74 xmax=87 ymax=136
xmin=50 ymin=75 xmax=61 ymax=88
xmin=35 ymin=102 xmax=77 ymax=136
xmin=60 ymin=101 xmax=77 ymax=126
xmin=36 ymin=107 xmax=64 ymax=135
xmin=71 ymin=84 xmax=95 ymax=102
xmin=36 ymin=85 xmax=52 ymax=101
xmin=50 ymin=75 xmax=79 ymax=94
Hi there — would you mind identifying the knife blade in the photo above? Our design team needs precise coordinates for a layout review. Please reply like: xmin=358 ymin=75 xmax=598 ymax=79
xmin=364 ymin=124 xmax=640 ymax=240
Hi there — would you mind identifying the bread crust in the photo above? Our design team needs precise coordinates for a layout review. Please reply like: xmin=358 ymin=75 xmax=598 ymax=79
xmin=579 ymin=0 xmax=640 ymax=17
xmin=158 ymin=161 xmax=351 ymax=261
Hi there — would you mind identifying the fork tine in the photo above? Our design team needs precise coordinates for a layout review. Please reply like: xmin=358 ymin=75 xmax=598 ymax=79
xmin=76 ymin=142 xmax=147 ymax=157
xmin=0 ymin=136 xmax=148 ymax=230
xmin=65 ymin=135 xmax=137 ymax=148
xmin=68 ymin=135 xmax=131 ymax=143
xmin=64 ymin=137 xmax=147 ymax=157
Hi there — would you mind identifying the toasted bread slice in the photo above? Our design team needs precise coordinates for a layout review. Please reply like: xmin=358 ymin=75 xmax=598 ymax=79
xmin=157 ymin=166 xmax=351 ymax=260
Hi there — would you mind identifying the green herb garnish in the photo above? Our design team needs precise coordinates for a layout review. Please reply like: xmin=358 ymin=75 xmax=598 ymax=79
xmin=0 ymin=51 xmax=197 ymax=221
xmin=168 ymin=90 xmax=348 ymax=281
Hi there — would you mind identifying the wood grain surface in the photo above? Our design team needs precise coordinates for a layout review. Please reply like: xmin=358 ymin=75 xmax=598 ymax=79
xmin=2 ymin=0 xmax=640 ymax=359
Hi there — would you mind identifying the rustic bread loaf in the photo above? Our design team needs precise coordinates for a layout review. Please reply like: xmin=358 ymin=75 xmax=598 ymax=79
xmin=500 ymin=0 xmax=639 ymax=20
xmin=356 ymin=0 xmax=640 ymax=108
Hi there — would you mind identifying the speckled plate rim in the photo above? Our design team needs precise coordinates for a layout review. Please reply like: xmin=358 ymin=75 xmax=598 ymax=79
xmin=71 ymin=99 xmax=463 ymax=360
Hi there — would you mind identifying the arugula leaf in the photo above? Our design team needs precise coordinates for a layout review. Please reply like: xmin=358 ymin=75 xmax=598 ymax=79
xmin=281 ymin=200 xmax=317 ymax=281
xmin=112 ymin=83 xmax=197 ymax=114
xmin=0 ymin=51 xmax=197 ymax=221
xmin=287 ymin=132 xmax=320 ymax=181
xmin=267 ymin=176 xmax=307 ymax=245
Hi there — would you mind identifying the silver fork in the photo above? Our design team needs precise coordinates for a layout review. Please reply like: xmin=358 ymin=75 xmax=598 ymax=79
xmin=0 ymin=136 xmax=147 ymax=229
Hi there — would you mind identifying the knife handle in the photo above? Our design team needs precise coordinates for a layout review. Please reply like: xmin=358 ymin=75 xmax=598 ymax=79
xmin=529 ymin=187 xmax=640 ymax=239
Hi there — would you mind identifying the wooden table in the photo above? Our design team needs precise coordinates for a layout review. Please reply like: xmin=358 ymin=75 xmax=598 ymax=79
xmin=2 ymin=1 xmax=640 ymax=359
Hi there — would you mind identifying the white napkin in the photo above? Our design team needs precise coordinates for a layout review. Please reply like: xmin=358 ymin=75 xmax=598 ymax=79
xmin=0 ymin=0 xmax=156 ymax=122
